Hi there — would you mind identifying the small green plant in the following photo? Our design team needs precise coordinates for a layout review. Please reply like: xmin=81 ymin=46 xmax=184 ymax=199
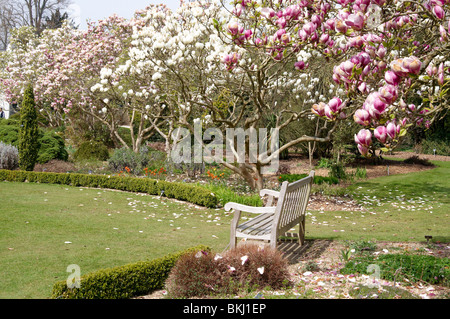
xmin=354 ymin=167 xmax=367 ymax=180
xmin=18 ymin=85 xmax=40 ymax=171
xmin=302 ymin=261 xmax=321 ymax=272
xmin=341 ymin=253 xmax=450 ymax=287
xmin=350 ymin=240 xmax=377 ymax=256
xmin=340 ymin=248 xmax=352 ymax=262
xmin=317 ymin=158 xmax=332 ymax=168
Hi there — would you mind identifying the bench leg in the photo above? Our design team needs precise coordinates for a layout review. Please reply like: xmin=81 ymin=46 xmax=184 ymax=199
xmin=230 ymin=237 xmax=237 ymax=249
xmin=230 ymin=210 xmax=241 ymax=250
xmin=299 ymin=219 xmax=305 ymax=246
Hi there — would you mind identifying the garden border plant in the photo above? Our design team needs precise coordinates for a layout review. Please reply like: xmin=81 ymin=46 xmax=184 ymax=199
xmin=0 ymin=169 xmax=218 ymax=208
xmin=341 ymin=253 xmax=450 ymax=287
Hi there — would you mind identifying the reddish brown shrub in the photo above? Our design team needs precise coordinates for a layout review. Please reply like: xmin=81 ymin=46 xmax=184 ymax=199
xmin=165 ymin=244 xmax=291 ymax=298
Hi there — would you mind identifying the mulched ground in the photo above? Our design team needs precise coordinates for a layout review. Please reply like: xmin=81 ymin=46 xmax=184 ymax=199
xmin=138 ymin=240 xmax=450 ymax=300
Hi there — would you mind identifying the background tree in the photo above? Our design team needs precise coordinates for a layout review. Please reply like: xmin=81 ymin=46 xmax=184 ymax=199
xmin=19 ymin=85 xmax=39 ymax=171
xmin=0 ymin=0 xmax=72 ymax=50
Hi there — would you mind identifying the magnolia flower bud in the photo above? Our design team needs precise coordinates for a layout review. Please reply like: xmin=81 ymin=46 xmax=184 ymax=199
xmin=358 ymin=144 xmax=369 ymax=156
xmin=433 ymin=5 xmax=445 ymax=20
xmin=438 ymin=63 xmax=445 ymax=85
xmin=328 ymin=97 xmax=343 ymax=113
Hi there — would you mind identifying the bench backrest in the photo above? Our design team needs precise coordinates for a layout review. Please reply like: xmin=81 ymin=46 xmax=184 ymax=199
xmin=272 ymin=171 xmax=315 ymax=235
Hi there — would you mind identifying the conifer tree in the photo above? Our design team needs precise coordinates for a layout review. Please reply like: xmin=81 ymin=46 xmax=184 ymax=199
xmin=19 ymin=85 xmax=40 ymax=171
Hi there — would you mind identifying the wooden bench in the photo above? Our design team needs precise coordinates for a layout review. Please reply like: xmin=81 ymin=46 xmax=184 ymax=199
xmin=225 ymin=171 xmax=315 ymax=249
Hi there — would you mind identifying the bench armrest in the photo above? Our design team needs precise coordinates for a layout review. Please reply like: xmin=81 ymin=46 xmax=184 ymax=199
xmin=224 ymin=202 xmax=276 ymax=214
xmin=259 ymin=189 xmax=281 ymax=198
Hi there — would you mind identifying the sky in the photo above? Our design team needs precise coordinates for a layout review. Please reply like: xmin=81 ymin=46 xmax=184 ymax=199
xmin=68 ymin=0 xmax=181 ymax=29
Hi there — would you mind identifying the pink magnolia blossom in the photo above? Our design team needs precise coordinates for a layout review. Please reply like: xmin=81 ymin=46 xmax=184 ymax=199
xmin=374 ymin=126 xmax=388 ymax=144
xmin=386 ymin=122 xmax=400 ymax=139
xmin=378 ymin=84 xmax=398 ymax=104
xmin=385 ymin=70 xmax=401 ymax=86
xmin=228 ymin=21 xmax=240 ymax=35
xmin=354 ymin=109 xmax=371 ymax=126
xmin=390 ymin=57 xmax=422 ymax=77
xmin=355 ymin=129 xmax=372 ymax=147
xmin=312 ymin=102 xmax=326 ymax=117
xmin=294 ymin=61 xmax=306 ymax=70
xmin=345 ymin=12 xmax=365 ymax=30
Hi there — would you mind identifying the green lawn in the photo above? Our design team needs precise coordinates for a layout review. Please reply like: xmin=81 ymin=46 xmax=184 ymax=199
xmin=305 ymin=160 xmax=450 ymax=242
xmin=0 ymin=182 xmax=232 ymax=299
xmin=1 ymin=160 xmax=449 ymax=299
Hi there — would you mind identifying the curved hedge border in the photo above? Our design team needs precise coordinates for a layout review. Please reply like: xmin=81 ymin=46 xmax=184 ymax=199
xmin=279 ymin=173 xmax=339 ymax=185
xmin=0 ymin=170 xmax=218 ymax=208
xmin=52 ymin=245 xmax=210 ymax=299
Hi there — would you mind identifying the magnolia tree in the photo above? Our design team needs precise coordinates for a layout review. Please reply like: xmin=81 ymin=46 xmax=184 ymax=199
xmin=1 ymin=14 xmax=166 ymax=151
xmin=117 ymin=0 xmax=448 ymax=189
xmin=119 ymin=0 xmax=343 ymax=189
xmin=0 ymin=25 xmax=76 ymax=126
xmin=2 ymin=0 xmax=448 ymax=190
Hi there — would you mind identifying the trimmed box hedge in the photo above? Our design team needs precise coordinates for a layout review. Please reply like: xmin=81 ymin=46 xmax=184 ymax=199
xmin=0 ymin=169 xmax=218 ymax=208
xmin=279 ymin=173 xmax=339 ymax=185
xmin=51 ymin=245 xmax=210 ymax=299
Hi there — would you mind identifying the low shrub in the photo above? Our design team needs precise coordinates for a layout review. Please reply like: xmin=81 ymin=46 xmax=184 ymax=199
xmin=341 ymin=253 xmax=450 ymax=287
xmin=415 ymin=139 xmax=450 ymax=156
xmin=279 ymin=173 xmax=339 ymax=185
xmin=37 ymin=131 xmax=69 ymax=164
xmin=51 ymin=245 xmax=209 ymax=299
xmin=328 ymin=162 xmax=347 ymax=180
xmin=0 ymin=142 xmax=19 ymax=170
xmin=73 ymin=141 xmax=109 ymax=161
xmin=0 ymin=121 xmax=69 ymax=164
xmin=108 ymin=147 xmax=150 ymax=174
xmin=0 ymin=170 xmax=218 ymax=208
xmin=165 ymin=244 xmax=291 ymax=298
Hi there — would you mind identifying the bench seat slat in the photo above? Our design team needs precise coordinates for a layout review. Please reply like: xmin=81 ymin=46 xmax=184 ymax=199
xmin=237 ymin=213 xmax=274 ymax=236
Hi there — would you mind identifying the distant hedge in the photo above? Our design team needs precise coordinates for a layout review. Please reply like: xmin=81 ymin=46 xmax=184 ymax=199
xmin=52 ymin=245 xmax=210 ymax=299
xmin=0 ymin=170 xmax=218 ymax=208
xmin=279 ymin=173 xmax=339 ymax=185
